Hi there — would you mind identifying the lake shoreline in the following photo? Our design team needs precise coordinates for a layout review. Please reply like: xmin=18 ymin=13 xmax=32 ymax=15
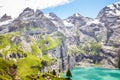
xmin=74 ymin=62 xmax=117 ymax=70
xmin=62 ymin=67 xmax=120 ymax=80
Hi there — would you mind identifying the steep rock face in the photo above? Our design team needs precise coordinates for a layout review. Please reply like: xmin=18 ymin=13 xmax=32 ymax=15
xmin=44 ymin=13 xmax=66 ymax=34
xmin=19 ymin=7 xmax=35 ymax=18
xmin=79 ymin=20 xmax=107 ymax=43
xmin=97 ymin=2 xmax=120 ymax=46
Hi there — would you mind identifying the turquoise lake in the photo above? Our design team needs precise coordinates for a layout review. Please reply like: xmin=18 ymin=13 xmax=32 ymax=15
xmin=62 ymin=67 xmax=120 ymax=80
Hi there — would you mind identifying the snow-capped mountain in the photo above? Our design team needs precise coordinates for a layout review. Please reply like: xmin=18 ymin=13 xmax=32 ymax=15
xmin=97 ymin=2 xmax=120 ymax=46
xmin=0 ymin=1 xmax=120 ymax=69
xmin=0 ymin=2 xmax=120 ymax=46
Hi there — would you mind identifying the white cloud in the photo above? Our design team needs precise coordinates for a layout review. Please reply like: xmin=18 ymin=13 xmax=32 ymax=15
xmin=0 ymin=0 xmax=72 ymax=18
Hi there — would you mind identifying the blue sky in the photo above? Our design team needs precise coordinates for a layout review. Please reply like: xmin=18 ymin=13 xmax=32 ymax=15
xmin=0 ymin=0 xmax=119 ymax=18
xmin=43 ymin=0 xmax=119 ymax=19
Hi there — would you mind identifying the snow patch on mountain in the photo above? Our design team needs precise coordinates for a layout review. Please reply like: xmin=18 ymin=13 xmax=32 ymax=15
xmin=87 ymin=19 xmax=100 ymax=25
xmin=44 ymin=14 xmax=53 ymax=19
xmin=63 ymin=20 xmax=74 ymax=27
xmin=0 ymin=19 xmax=12 ymax=26
xmin=74 ymin=13 xmax=81 ymax=17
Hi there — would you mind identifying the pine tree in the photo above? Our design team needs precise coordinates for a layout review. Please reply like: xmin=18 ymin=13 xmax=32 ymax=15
xmin=52 ymin=69 xmax=56 ymax=76
xmin=66 ymin=68 xmax=72 ymax=78
xmin=118 ymin=50 xmax=120 ymax=69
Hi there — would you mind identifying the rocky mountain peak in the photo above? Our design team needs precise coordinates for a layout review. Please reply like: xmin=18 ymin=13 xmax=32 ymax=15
xmin=23 ymin=7 xmax=34 ymax=12
xmin=49 ymin=12 xmax=57 ymax=18
xmin=0 ymin=14 xmax=12 ymax=22
xmin=48 ymin=12 xmax=62 ymax=22
xmin=19 ymin=7 xmax=34 ymax=18
xmin=44 ymin=12 xmax=63 ymax=26
xmin=96 ymin=1 xmax=120 ymax=47
xmin=35 ymin=9 xmax=43 ymax=17
xmin=97 ymin=1 xmax=120 ymax=28
xmin=107 ymin=2 xmax=120 ymax=11
xmin=68 ymin=13 xmax=84 ymax=19
xmin=44 ymin=12 xmax=61 ymax=21
xmin=73 ymin=13 xmax=81 ymax=17
xmin=97 ymin=1 xmax=120 ymax=19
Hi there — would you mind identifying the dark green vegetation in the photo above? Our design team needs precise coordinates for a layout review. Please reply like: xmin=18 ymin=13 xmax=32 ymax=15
xmin=66 ymin=69 xmax=72 ymax=78
xmin=52 ymin=69 xmax=57 ymax=76
xmin=118 ymin=49 xmax=120 ymax=69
